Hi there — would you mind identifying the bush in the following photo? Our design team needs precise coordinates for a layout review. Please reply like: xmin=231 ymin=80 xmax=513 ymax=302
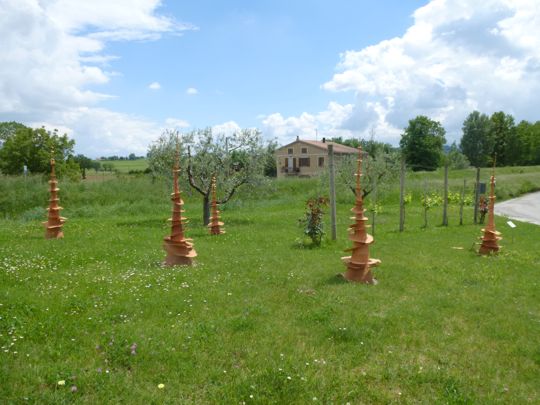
xmin=299 ymin=197 xmax=328 ymax=246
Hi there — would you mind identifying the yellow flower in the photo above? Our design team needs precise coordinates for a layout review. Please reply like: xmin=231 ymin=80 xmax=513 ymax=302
xmin=158 ymin=383 xmax=165 ymax=389
xmin=57 ymin=380 xmax=66 ymax=386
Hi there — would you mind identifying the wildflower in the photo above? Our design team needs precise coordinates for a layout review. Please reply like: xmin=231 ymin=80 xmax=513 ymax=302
xmin=57 ymin=380 xmax=66 ymax=386
xmin=71 ymin=386 xmax=78 ymax=393
xmin=158 ymin=383 xmax=165 ymax=389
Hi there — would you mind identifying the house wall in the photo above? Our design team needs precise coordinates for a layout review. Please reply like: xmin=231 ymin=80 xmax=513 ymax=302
xmin=274 ymin=141 xmax=329 ymax=178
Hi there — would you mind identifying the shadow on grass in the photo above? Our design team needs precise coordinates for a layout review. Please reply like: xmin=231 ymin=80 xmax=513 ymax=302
xmin=227 ymin=218 xmax=255 ymax=226
xmin=323 ymin=274 xmax=349 ymax=285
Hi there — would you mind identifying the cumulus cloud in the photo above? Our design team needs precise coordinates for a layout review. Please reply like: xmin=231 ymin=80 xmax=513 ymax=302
xmin=165 ymin=118 xmax=190 ymax=129
xmin=265 ymin=0 xmax=540 ymax=145
xmin=148 ymin=82 xmax=161 ymax=90
xmin=30 ymin=108 xmax=165 ymax=156
xmin=186 ymin=87 xmax=198 ymax=95
xmin=212 ymin=121 xmax=241 ymax=136
xmin=0 ymin=0 xmax=196 ymax=156
xmin=261 ymin=102 xmax=357 ymax=144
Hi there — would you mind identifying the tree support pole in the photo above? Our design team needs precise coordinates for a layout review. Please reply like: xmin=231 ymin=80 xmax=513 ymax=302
xmin=474 ymin=167 xmax=480 ymax=224
xmin=328 ymin=144 xmax=337 ymax=241
xmin=460 ymin=179 xmax=466 ymax=225
xmin=442 ymin=163 xmax=449 ymax=226
xmin=399 ymin=157 xmax=405 ymax=232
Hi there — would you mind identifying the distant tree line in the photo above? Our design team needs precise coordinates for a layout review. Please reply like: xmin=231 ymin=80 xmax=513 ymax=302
xmin=330 ymin=111 xmax=540 ymax=172
xmin=99 ymin=153 xmax=145 ymax=161
xmin=460 ymin=111 xmax=540 ymax=168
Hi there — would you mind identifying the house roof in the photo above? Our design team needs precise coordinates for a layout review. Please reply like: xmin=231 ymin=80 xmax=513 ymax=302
xmin=276 ymin=139 xmax=359 ymax=154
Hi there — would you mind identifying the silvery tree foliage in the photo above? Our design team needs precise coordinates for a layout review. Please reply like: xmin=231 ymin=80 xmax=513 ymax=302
xmin=148 ymin=127 xmax=267 ymax=225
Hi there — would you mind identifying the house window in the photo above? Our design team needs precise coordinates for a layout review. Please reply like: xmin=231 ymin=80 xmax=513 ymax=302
xmin=299 ymin=158 xmax=310 ymax=167
xmin=301 ymin=147 xmax=307 ymax=154
xmin=287 ymin=148 xmax=293 ymax=154
xmin=318 ymin=157 xmax=324 ymax=167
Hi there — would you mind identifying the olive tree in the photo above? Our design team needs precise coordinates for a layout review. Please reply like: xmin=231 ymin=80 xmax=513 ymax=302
xmin=321 ymin=149 xmax=401 ymax=200
xmin=148 ymin=127 xmax=267 ymax=225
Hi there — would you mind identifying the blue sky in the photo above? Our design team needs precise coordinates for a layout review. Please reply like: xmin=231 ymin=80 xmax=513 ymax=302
xmin=2 ymin=0 xmax=539 ymax=157
xmin=101 ymin=1 xmax=426 ymax=128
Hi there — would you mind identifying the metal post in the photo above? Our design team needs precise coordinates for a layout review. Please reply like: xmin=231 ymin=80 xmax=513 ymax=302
xmin=399 ymin=157 xmax=405 ymax=232
xmin=442 ymin=163 xmax=449 ymax=226
xmin=328 ymin=144 xmax=337 ymax=240
xmin=474 ymin=167 xmax=480 ymax=224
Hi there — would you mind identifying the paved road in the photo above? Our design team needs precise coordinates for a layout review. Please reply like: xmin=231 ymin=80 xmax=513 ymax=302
xmin=495 ymin=191 xmax=540 ymax=225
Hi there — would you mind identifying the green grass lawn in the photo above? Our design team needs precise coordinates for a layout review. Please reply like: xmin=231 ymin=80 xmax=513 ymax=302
xmin=0 ymin=171 xmax=539 ymax=403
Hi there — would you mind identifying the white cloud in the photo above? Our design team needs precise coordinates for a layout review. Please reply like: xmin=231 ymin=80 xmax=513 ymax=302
xmin=212 ymin=121 xmax=241 ymax=136
xmin=324 ymin=0 xmax=540 ymax=143
xmin=261 ymin=102 xmax=352 ymax=143
xmin=186 ymin=87 xmax=198 ymax=95
xmin=165 ymin=118 xmax=190 ymax=129
xmin=30 ymin=107 xmax=168 ymax=157
xmin=266 ymin=0 xmax=540 ymax=146
xmin=148 ymin=81 xmax=161 ymax=90
xmin=0 ymin=0 xmax=196 ymax=155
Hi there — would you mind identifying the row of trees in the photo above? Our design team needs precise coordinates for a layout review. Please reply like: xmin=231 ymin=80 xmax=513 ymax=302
xmin=99 ymin=153 xmax=145 ymax=161
xmin=397 ymin=112 xmax=540 ymax=171
xmin=460 ymin=111 xmax=540 ymax=167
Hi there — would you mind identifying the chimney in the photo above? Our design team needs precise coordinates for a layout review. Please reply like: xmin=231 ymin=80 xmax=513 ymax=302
xmin=296 ymin=135 xmax=299 ymax=141
xmin=322 ymin=137 xmax=326 ymax=143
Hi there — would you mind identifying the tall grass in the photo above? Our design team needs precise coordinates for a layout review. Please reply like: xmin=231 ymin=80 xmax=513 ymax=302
xmin=2 ymin=165 xmax=539 ymax=220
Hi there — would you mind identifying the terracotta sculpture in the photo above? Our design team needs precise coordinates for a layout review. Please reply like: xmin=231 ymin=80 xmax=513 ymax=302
xmin=341 ymin=146 xmax=381 ymax=284
xmin=163 ymin=142 xmax=197 ymax=266
xmin=478 ymin=162 xmax=502 ymax=254
xmin=43 ymin=157 xmax=66 ymax=239
xmin=208 ymin=175 xmax=225 ymax=235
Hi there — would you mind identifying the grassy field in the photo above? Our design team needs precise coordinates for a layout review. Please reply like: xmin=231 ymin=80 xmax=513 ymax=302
xmin=0 ymin=167 xmax=539 ymax=403
xmin=99 ymin=159 xmax=148 ymax=173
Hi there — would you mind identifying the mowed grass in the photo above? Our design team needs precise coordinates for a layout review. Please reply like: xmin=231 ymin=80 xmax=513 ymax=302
xmin=0 ymin=171 xmax=539 ymax=403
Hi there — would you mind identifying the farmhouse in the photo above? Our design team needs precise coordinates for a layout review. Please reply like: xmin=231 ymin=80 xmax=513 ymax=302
xmin=275 ymin=136 xmax=359 ymax=178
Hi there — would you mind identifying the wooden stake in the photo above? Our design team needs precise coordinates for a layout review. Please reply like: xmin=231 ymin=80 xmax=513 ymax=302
xmin=399 ymin=157 xmax=405 ymax=232
xmin=442 ymin=163 xmax=449 ymax=226
xmin=328 ymin=144 xmax=337 ymax=241
xmin=474 ymin=167 xmax=480 ymax=224
xmin=460 ymin=179 xmax=466 ymax=225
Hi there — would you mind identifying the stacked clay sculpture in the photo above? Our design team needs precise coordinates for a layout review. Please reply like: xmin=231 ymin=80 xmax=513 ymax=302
xmin=478 ymin=164 xmax=502 ymax=254
xmin=163 ymin=142 xmax=197 ymax=266
xmin=341 ymin=146 xmax=381 ymax=284
xmin=208 ymin=175 xmax=225 ymax=235
xmin=43 ymin=157 xmax=66 ymax=239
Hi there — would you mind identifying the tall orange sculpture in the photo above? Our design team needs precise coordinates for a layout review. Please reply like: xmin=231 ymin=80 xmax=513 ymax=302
xmin=341 ymin=147 xmax=381 ymax=284
xmin=163 ymin=142 xmax=197 ymax=266
xmin=43 ymin=157 xmax=66 ymax=239
xmin=478 ymin=162 xmax=502 ymax=254
xmin=208 ymin=175 xmax=225 ymax=235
